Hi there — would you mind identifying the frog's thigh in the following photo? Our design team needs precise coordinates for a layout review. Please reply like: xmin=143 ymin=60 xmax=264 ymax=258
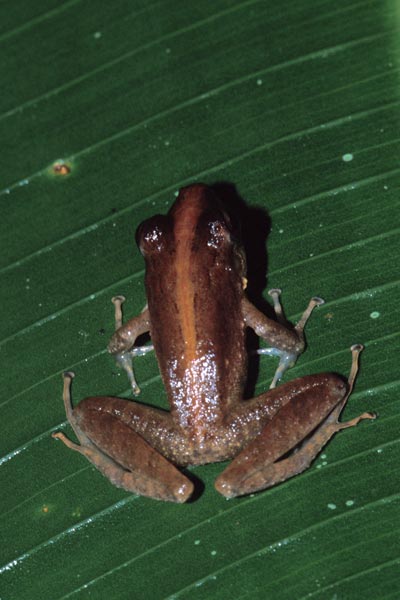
xmin=74 ymin=398 xmax=193 ymax=503
xmin=215 ymin=374 xmax=347 ymax=498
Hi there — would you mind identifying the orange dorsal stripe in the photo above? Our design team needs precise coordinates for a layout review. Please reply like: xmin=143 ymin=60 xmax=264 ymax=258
xmin=174 ymin=200 xmax=200 ymax=365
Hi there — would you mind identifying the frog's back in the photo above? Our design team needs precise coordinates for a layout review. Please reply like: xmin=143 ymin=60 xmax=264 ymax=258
xmin=137 ymin=184 xmax=247 ymax=433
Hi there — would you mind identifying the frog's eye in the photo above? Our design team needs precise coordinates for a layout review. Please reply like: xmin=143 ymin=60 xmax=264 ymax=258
xmin=207 ymin=219 xmax=230 ymax=249
xmin=136 ymin=216 xmax=170 ymax=256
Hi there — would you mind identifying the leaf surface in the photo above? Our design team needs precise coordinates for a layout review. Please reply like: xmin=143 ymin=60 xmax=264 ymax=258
xmin=1 ymin=1 xmax=399 ymax=598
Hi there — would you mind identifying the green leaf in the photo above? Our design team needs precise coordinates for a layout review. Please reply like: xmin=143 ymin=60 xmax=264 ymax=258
xmin=1 ymin=1 xmax=398 ymax=598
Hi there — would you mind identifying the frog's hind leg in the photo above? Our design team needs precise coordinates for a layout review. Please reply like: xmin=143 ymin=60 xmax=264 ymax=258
xmin=52 ymin=373 xmax=193 ymax=503
xmin=215 ymin=345 xmax=375 ymax=498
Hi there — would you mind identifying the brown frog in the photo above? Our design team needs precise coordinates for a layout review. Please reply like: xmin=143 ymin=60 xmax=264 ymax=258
xmin=53 ymin=184 xmax=375 ymax=502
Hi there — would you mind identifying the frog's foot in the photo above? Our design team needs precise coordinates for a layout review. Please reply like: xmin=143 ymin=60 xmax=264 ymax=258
xmin=109 ymin=295 xmax=153 ymax=395
xmin=268 ymin=289 xmax=324 ymax=332
xmin=319 ymin=344 xmax=376 ymax=432
xmin=52 ymin=371 xmax=107 ymax=459
xmin=53 ymin=372 xmax=193 ymax=503
xmin=294 ymin=294 xmax=325 ymax=335
xmin=114 ymin=347 xmax=153 ymax=396
xmin=112 ymin=295 xmax=126 ymax=329
xmin=258 ymin=290 xmax=325 ymax=388
xmin=256 ymin=346 xmax=297 ymax=389
xmin=267 ymin=288 xmax=285 ymax=324
xmin=215 ymin=345 xmax=375 ymax=498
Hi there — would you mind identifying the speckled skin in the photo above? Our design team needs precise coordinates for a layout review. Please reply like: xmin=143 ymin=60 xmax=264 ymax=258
xmin=53 ymin=185 xmax=374 ymax=502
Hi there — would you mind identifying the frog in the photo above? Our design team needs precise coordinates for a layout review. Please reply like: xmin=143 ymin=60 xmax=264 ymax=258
xmin=53 ymin=184 xmax=375 ymax=502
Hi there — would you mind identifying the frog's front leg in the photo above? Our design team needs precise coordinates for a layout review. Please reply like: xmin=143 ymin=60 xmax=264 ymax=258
xmin=108 ymin=295 xmax=153 ymax=395
xmin=52 ymin=373 xmax=193 ymax=503
xmin=215 ymin=345 xmax=375 ymax=498
xmin=243 ymin=289 xmax=324 ymax=388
